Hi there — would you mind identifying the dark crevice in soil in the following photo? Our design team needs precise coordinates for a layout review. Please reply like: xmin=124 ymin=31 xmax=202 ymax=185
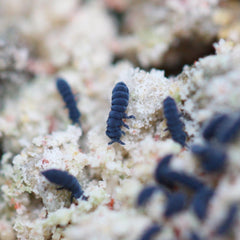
xmin=108 ymin=10 xmax=126 ymax=34
xmin=156 ymin=36 xmax=217 ymax=77
xmin=112 ymin=35 xmax=217 ymax=77
xmin=0 ymin=139 xmax=3 ymax=162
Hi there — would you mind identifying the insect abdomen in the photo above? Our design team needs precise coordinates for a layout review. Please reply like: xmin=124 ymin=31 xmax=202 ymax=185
xmin=217 ymin=115 xmax=240 ymax=143
xmin=106 ymin=82 xmax=135 ymax=145
xmin=192 ymin=187 xmax=214 ymax=220
xmin=215 ymin=204 xmax=238 ymax=235
xmin=139 ymin=224 xmax=161 ymax=240
xmin=191 ymin=144 xmax=227 ymax=172
xmin=41 ymin=169 xmax=86 ymax=202
xmin=56 ymin=78 xmax=81 ymax=126
xmin=202 ymin=113 xmax=229 ymax=141
xmin=164 ymin=192 xmax=186 ymax=217
xmin=163 ymin=96 xmax=186 ymax=147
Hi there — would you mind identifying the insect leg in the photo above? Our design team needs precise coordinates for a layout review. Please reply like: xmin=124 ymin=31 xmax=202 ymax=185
xmin=122 ymin=122 xmax=129 ymax=129
xmin=124 ymin=113 xmax=136 ymax=119
xmin=108 ymin=140 xmax=115 ymax=145
xmin=108 ymin=139 xmax=125 ymax=145
xmin=81 ymin=195 xmax=89 ymax=201
xmin=117 ymin=139 xmax=125 ymax=145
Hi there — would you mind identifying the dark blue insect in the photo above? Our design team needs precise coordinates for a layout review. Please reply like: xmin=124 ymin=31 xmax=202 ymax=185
xmin=192 ymin=187 xmax=214 ymax=220
xmin=215 ymin=204 xmax=238 ymax=235
xmin=191 ymin=144 xmax=227 ymax=172
xmin=106 ymin=82 xmax=135 ymax=145
xmin=164 ymin=192 xmax=186 ymax=217
xmin=156 ymin=154 xmax=173 ymax=168
xmin=202 ymin=113 xmax=229 ymax=141
xmin=139 ymin=224 xmax=161 ymax=240
xmin=136 ymin=185 xmax=168 ymax=207
xmin=155 ymin=155 xmax=205 ymax=191
xmin=56 ymin=78 xmax=81 ymax=126
xmin=41 ymin=169 xmax=87 ymax=202
xmin=189 ymin=232 xmax=202 ymax=240
xmin=164 ymin=171 xmax=205 ymax=191
xmin=216 ymin=114 xmax=240 ymax=144
xmin=163 ymin=96 xmax=187 ymax=147
xmin=154 ymin=154 xmax=175 ymax=189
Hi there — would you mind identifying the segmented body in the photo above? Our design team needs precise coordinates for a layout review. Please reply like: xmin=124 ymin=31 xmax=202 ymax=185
xmin=191 ymin=144 xmax=227 ymax=172
xmin=192 ymin=187 xmax=214 ymax=220
xmin=56 ymin=78 xmax=81 ymax=126
xmin=139 ymin=224 xmax=161 ymax=240
xmin=163 ymin=171 xmax=205 ymax=191
xmin=163 ymin=96 xmax=186 ymax=147
xmin=190 ymin=232 xmax=202 ymax=240
xmin=217 ymin=114 xmax=240 ymax=143
xmin=136 ymin=185 xmax=168 ymax=207
xmin=41 ymin=169 xmax=86 ymax=202
xmin=164 ymin=192 xmax=186 ymax=217
xmin=154 ymin=154 xmax=175 ymax=189
xmin=216 ymin=204 xmax=238 ymax=235
xmin=155 ymin=154 xmax=205 ymax=191
xmin=106 ymin=82 xmax=135 ymax=145
xmin=202 ymin=113 xmax=229 ymax=141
